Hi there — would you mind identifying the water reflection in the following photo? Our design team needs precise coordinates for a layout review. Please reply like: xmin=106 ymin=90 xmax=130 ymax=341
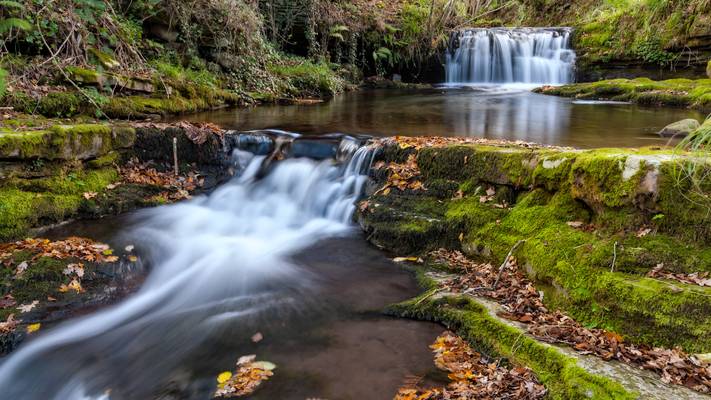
xmin=181 ymin=87 xmax=704 ymax=148
xmin=442 ymin=88 xmax=571 ymax=143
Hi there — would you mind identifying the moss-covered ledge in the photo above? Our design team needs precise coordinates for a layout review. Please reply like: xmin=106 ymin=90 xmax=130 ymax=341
xmin=387 ymin=292 xmax=636 ymax=400
xmin=0 ymin=124 xmax=135 ymax=160
xmin=0 ymin=121 xmax=235 ymax=241
xmin=534 ymin=78 xmax=711 ymax=112
xmin=359 ymin=140 xmax=711 ymax=352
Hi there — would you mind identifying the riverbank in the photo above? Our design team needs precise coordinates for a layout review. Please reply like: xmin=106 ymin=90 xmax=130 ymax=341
xmin=357 ymin=135 xmax=711 ymax=397
xmin=536 ymin=77 xmax=711 ymax=112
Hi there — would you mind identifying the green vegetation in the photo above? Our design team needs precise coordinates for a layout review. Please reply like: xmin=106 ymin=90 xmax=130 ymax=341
xmin=387 ymin=292 xmax=636 ymax=399
xmin=0 ymin=168 xmax=118 ymax=240
xmin=536 ymin=78 xmax=711 ymax=112
xmin=359 ymin=143 xmax=711 ymax=352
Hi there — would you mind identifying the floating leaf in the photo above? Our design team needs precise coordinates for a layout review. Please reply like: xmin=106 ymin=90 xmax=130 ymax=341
xmin=217 ymin=371 xmax=232 ymax=384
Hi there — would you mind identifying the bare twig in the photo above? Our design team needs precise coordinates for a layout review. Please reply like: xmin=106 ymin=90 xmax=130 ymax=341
xmin=415 ymin=287 xmax=446 ymax=306
xmin=35 ymin=16 xmax=111 ymax=121
xmin=173 ymin=137 xmax=179 ymax=176
xmin=610 ymin=241 xmax=618 ymax=272
xmin=492 ymin=240 xmax=525 ymax=290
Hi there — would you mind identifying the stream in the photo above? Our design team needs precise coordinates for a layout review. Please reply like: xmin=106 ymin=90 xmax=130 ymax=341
xmin=0 ymin=147 xmax=444 ymax=399
xmin=182 ymin=86 xmax=705 ymax=148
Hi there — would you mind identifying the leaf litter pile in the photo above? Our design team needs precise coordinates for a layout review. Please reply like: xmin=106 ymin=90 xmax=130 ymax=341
xmin=381 ymin=136 xmax=569 ymax=151
xmin=647 ymin=264 xmax=711 ymax=287
xmin=119 ymin=158 xmax=203 ymax=201
xmin=395 ymin=331 xmax=546 ymax=400
xmin=214 ymin=355 xmax=276 ymax=398
xmin=428 ymin=249 xmax=711 ymax=393
xmin=374 ymin=153 xmax=425 ymax=195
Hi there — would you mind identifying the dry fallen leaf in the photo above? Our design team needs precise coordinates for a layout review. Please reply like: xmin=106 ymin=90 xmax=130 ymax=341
xmin=59 ymin=279 xmax=83 ymax=293
xmin=15 ymin=261 xmax=29 ymax=276
xmin=18 ymin=300 xmax=39 ymax=313
xmin=0 ymin=314 xmax=17 ymax=334
xmin=214 ymin=356 xmax=276 ymax=398
xmin=428 ymin=248 xmax=711 ymax=393
xmin=0 ymin=294 xmax=16 ymax=309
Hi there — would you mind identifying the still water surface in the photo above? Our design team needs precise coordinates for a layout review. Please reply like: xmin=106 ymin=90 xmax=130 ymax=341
xmin=184 ymin=86 xmax=704 ymax=148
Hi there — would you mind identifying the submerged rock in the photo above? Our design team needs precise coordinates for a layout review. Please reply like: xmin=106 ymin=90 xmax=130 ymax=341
xmin=658 ymin=119 xmax=700 ymax=138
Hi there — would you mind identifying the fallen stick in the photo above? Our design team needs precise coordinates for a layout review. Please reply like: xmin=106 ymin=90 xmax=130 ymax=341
xmin=492 ymin=240 xmax=525 ymax=290
xmin=610 ymin=241 xmax=618 ymax=272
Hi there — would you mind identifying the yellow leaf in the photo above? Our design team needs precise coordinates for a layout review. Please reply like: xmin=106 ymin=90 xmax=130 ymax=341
xmin=217 ymin=371 xmax=232 ymax=384
xmin=26 ymin=323 xmax=41 ymax=334
xmin=128 ymin=255 xmax=138 ymax=262
xmin=59 ymin=279 xmax=83 ymax=293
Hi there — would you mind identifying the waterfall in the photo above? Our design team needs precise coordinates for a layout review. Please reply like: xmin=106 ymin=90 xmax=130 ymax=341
xmin=0 ymin=135 xmax=376 ymax=400
xmin=445 ymin=28 xmax=576 ymax=85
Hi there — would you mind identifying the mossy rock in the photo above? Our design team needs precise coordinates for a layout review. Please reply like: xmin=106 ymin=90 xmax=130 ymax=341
xmin=361 ymin=142 xmax=711 ymax=352
xmin=0 ymin=124 xmax=118 ymax=161
xmin=0 ymin=168 xmax=118 ymax=240
xmin=536 ymin=78 xmax=711 ymax=112
xmin=387 ymin=294 xmax=636 ymax=400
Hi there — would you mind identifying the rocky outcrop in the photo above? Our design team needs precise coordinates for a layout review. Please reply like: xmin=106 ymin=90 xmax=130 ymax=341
xmin=658 ymin=119 xmax=700 ymax=138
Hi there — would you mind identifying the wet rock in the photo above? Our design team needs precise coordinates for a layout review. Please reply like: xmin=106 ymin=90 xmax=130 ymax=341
xmin=289 ymin=138 xmax=339 ymax=160
xmin=225 ymin=131 xmax=275 ymax=155
xmin=67 ymin=67 xmax=156 ymax=94
xmin=658 ymin=119 xmax=700 ymax=138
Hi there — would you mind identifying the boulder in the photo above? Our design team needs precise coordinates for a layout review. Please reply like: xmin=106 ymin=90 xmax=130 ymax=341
xmin=657 ymin=119 xmax=700 ymax=138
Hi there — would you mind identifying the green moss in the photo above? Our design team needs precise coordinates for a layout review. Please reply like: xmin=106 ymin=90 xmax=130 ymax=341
xmin=268 ymin=59 xmax=345 ymax=98
xmin=0 ymin=168 xmax=119 ymax=240
xmin=66 ymin=67 xmax=103 ymax=85
xmin=87 ymin=152 xmax=120 ymax=168
xmin=536 ymin=78 xmax=711 ymax=112
xmin=102 ymin=89 xmax=239 ymax=119
xmin=0 ymin=124 xmax=116 ymax=160
xmin=38 ymin=92 xmax=87 ymax=118
xmin=387 ymin=295 xmax=635 ymax=399
xmin=111 ymin=126 xmax=136 ymax=148
xmin=361 ymin=143 xmax=711 ymax=352
xmin=10 ymin=256 xmax=68 ymax=303
xmin=570 ymin=153 xmax=646 ymax=209
xmin=0 ymin=130 xmax=52 ymax=159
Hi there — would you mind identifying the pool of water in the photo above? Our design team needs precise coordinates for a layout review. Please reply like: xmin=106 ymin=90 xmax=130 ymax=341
xmin=182 ymin=86 xmax=705 ymax=148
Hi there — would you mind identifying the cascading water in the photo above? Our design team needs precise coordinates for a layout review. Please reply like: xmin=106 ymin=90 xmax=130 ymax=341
xmin=445 ymin=28 xmax=576 ymax=85
xmin=0 ymin=136 xmax=376 ymax=400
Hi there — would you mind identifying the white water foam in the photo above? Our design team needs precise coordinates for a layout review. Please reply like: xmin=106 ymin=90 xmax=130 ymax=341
xmin=446 ymin=28 xmax=576 ymax=85
xmin=0 ymin=145 xmax=374 ymax=399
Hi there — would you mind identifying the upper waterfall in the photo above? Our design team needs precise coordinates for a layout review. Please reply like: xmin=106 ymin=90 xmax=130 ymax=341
xmin=445 ymin=27 xmax=576 ymax=85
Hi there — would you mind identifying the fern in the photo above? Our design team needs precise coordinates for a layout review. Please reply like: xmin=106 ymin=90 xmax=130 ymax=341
xmin=0 ymin=1 xmax=24 ymax=8
xmin=329 ymin=25 xmax=349 ymax=42
xmin=0 ymin=17 xmax=32 ymax=34
xmin=0 ymin=0 xmax=31 ymax=35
